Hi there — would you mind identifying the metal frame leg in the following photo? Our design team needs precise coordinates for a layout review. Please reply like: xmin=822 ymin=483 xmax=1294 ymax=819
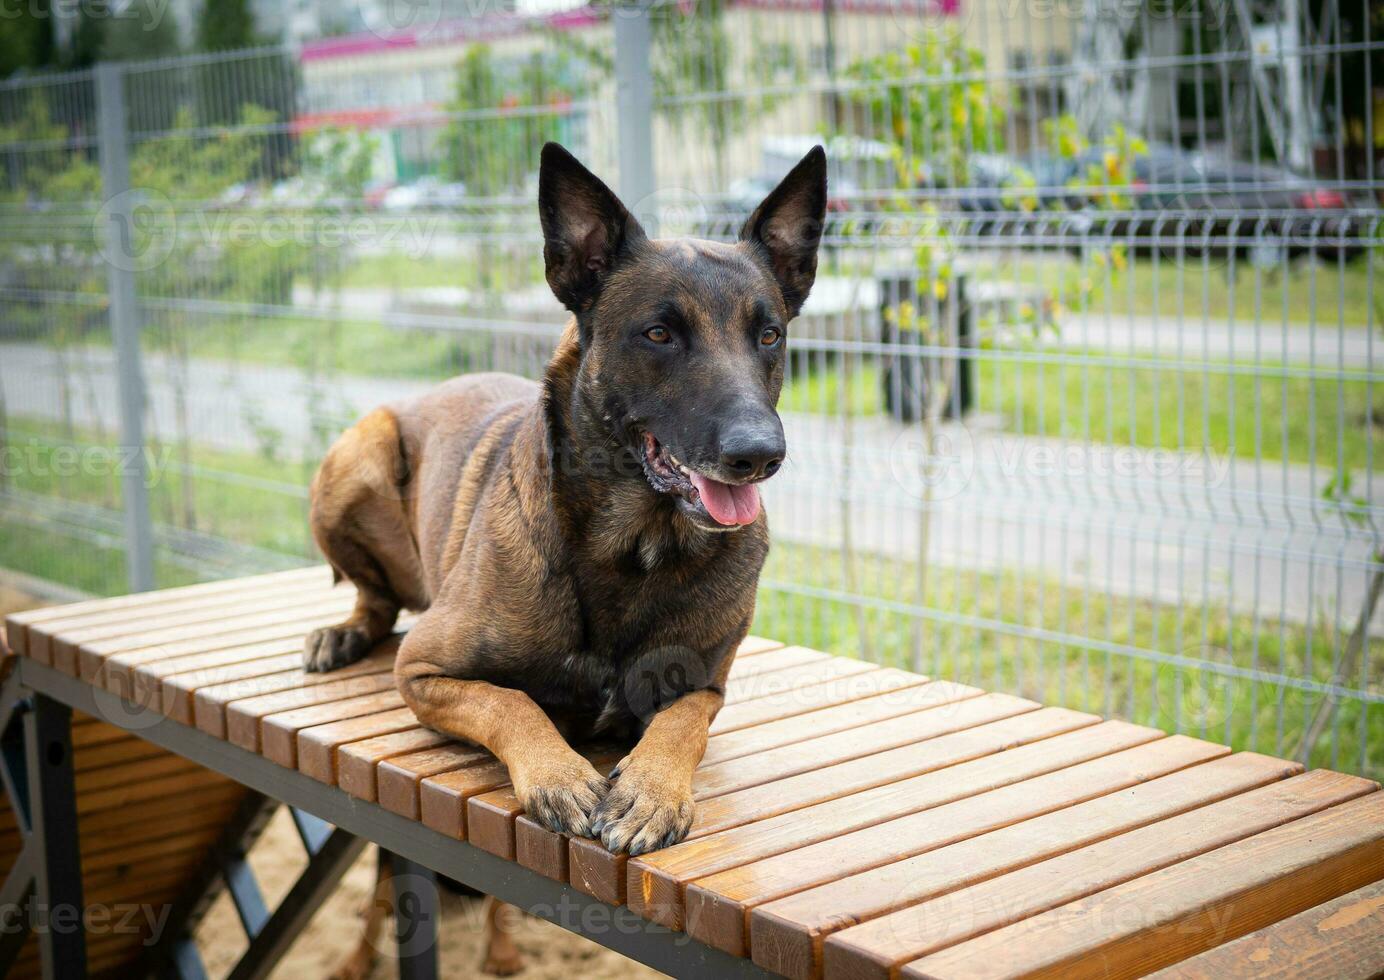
xmin=0 ymin=690 xmax=86 ymax=979
xmin=388 ymin=852 xmax=440 ymax=980
xmin=27 ymin=694 xmax=85 ymax=979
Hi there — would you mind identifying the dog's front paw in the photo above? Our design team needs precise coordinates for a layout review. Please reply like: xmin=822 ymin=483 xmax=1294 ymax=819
xmin=304 ymin=624 xmax=372 ymax=672
xmin=515 ymin=753 xmax=610 ymax=838
xmin=590 ymin=758 xmax=693 ymax=856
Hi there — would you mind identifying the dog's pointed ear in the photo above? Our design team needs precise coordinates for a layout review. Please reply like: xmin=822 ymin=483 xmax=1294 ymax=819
xmin=739 ymin=145 xmax=827 ymax=318
xmin=538 ymin=142 xmax=645 ymax=314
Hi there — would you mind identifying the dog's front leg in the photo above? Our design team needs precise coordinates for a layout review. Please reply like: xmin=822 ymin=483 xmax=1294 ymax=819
xmin=396 ymin=630 xmax=609 ymax=837
xmin=590 ymin=687 xmax=722 ymax=855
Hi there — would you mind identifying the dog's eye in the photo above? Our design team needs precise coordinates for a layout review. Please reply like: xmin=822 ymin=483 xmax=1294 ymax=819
xmin=644 ymin=325 xmax=671 ymax=345
xmin=759 ymin=327 xmax=783 ymax=347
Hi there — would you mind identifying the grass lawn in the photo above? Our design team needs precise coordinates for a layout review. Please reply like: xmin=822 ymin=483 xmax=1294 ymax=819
xmin=1117 ymin=254 xmax=1378 ymax=327
xmin=837 ymin=252 xmax=1381 ymax=328
xmin=780 ymin=353 xmax=1382 ymax=473
xmin=754 ymin=541 xmax=1383 ymax=781
xmin=174 ymin=313 xmax=509 ymax=381
xmin=1 ymin=417 xmax=317 ymax=589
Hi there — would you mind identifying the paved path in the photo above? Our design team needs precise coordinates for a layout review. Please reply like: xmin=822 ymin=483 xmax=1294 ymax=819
xmin=1 ymin=342 xmax=1379 ymax=633
xmin=289 ymin=280 xmax=1381 ymax=369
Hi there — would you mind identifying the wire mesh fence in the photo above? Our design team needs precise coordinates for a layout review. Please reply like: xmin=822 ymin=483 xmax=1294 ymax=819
xmin=0 ymin=0 xmax=1379 ymax=778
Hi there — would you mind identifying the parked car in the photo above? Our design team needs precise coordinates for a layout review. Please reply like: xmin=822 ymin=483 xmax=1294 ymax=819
xmin=383 ymin=177 xmax=468 ymax=211
xmin=1070 ymin=146 xmax=1368 ymax=259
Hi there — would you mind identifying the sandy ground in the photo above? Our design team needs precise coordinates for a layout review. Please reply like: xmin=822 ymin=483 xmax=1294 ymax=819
xmin=2 ymin=587 xmax=661 ymax=980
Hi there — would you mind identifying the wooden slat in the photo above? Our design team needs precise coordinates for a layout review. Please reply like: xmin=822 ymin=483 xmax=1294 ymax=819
xmin=736 ymin=636 xmax=786 ymax=657
xmin=192 ymin=641 xmax=401 ymax=738
xmin=88 ymin=598 xmax=357 ymax=686
xmin=298 ymin=707 xmax=422 ymax=784
xmin=381 ymin=745 xmax=494 ymax=820
xmin=23 ymin=570 xmax=330 ymax=666
xmin=75 ymin=754 xmax=205 ymax=793
xmin=3 ymin=565 xmax=324 ymax=655
xmin=622 ymin=714 xmax=1140 ymax=924
xmin=721 ymin=657 xmax=878 ymax=708
xmin=338 ymin=727 xmax=453 ymax=801
xmin=467 ymin=749 xmax=626 ymax=859
xmin=713 ymin=670 xmax=903 ymax=737
xmin=83 ymin=828 xmax=221 ymax=871
xmin=700 ymin=677 xmax=973 ymax=767
xmin=160 ymin=650 xmax=304 ymax=723
xmin=71 ymin=737 xmax=167 ymax=773
xmin=571 ymin=706 xmax=1097 ymax=913
xmin=78 ymin=787 xmax=246 ymax=846
xmin=41 ymin=576 xmax=336 ymax=671
xmin=692 ymin=690 xmax=1021 ymax=801
xmin=751 ymin=751 xmax=1300 ymax=980
xmin=1146 ymin=878 xmax=1384 ymax=980
xmin=419 ymin=746 xmax=619 ymax=840
xmin=261 ymin=689 xmax=405 ymax=767
xmin=824 ymin=769 xmax=1378 ymax=980
xmin=721 ymin=646 xmax=830 ymax=680
xmin=901 ymin=790 xmax=1384 ymax=980
xmin=224 ymin=671 xmax=398 ymax=752
xmin=78 ymin=784 xmax=245 ymax=837
xmin=154 ymin=615 xmax=412 ymax=722
xmin=76 ymin=767 xmax=236 ymax=815
xmin=684 ymin=732 xmax=1220 ymax=956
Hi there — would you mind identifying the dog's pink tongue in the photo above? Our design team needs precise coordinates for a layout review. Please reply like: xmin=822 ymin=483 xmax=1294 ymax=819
xmin=690 ymin=473 xmax=761 ymax=526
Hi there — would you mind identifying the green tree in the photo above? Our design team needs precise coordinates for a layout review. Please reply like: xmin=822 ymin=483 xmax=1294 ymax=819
xmin=66 ymin=7 xmax=106 ymax=69
xmin=195 ymin=0 xmax=258 ymax=52
xmin=102 ymin=0 xmax=182 ymax=62
xmin=441 ymin=44 xmax=580 ymax=198
xmin=0 ymin=0 xmax=56 ymax=78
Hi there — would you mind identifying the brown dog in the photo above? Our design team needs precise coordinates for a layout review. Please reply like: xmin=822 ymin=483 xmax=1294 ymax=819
xmin=306 ymin=142 xmax=826 ymax=859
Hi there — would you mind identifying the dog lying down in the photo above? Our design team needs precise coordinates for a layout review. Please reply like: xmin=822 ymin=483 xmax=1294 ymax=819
xmin=312 ymin=142 xmax=827 ymax=975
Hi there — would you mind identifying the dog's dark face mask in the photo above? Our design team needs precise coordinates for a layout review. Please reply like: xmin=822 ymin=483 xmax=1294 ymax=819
xmin=537 ymin=142 xmax=827 ymax=531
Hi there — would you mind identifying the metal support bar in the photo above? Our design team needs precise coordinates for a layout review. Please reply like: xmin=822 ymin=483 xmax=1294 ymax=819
xmin=0 ymin=847 xmax=35 ymax=974
xmin=171 ymin=937 xmax=209 ymax=980
xmin=613 ymin=1 xmax=656 ymax=229
xmin=389 ymin=852 xmax=441 ymax=980
xmin=93 ymin=60 xmax=155 ymax=593
xmin=136 ymin=791 xmax=278 ymax=978
xmin=0 ymin=688 xmax=32 ymax=836
xmin=224 ymin=857 xmax=270 ymax=938
xmin=224 ymin=827 xmax=367 ymax=980
xmin=290 ymin=806 xmax=333 ymax=855
xmin=25 ymin=693 xmax=85 ymax=980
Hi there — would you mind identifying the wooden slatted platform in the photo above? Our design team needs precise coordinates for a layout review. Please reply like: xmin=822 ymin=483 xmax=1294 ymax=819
xmin=4 ymin=566 xmax=1383 ymax=979
xmin=0 ymin=710 xmax=251 ymax=978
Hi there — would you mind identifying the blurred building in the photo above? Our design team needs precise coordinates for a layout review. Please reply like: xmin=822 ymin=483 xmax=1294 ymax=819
xmin=292 ymin=0 xmax=1080 ymax=192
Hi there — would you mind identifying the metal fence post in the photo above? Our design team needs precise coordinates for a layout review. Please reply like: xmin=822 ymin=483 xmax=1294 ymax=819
xmin=613 ymin=1 xmax=656 ymax=233
xmin=94 ymin=61 xmax=155 ymax=593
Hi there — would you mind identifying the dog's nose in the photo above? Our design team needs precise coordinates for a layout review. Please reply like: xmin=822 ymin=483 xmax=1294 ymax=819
xmin=719 ymin=419 xmax=785 ymax=480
